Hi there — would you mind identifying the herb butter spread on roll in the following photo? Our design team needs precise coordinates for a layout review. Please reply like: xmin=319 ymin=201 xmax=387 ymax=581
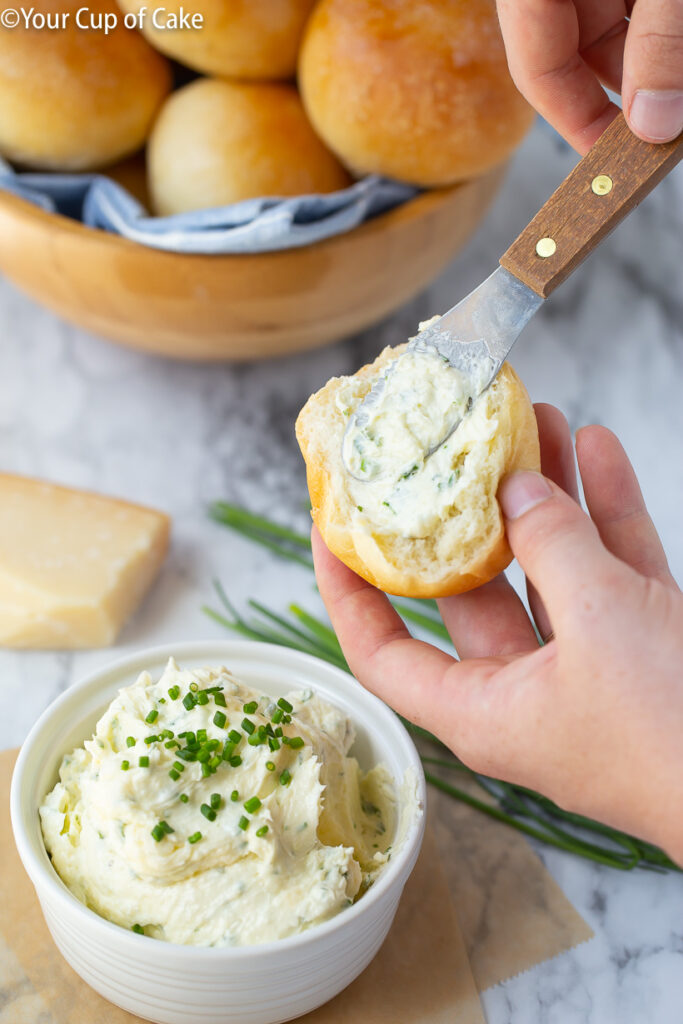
xmin=40 ymin=659 xmax=395 ymax=946
xmin=296 ymin=321 xmax=540 ymax=598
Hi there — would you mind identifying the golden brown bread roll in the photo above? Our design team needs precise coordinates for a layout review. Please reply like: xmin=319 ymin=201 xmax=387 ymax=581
xmin=298 ymin=0 xmax=535 ymax=186
xmin=296 ymin=339 xmax=540 ymax=598
xmin=115 ymin=0 xmax=317 ymax=79
xmin=0 ymin=0 xmax=171 ymax=171
xmin=147 ymin=78 xmax=352 ymax=215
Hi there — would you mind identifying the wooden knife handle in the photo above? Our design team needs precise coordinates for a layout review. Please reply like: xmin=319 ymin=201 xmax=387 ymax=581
xmin=500 ymin=114 xmax=683 ymax=298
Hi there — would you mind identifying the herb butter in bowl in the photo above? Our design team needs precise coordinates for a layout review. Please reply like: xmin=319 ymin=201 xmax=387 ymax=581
xmin=11 ymin=641 xmax=425 ymax=1024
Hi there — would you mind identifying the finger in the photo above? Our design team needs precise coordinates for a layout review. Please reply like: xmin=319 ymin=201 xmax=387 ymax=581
xmin=528 ymin=404 xmax=580 ymax=638
xmin=498 ymin=470 xmax=620 ymax=630
xmin=311 ymin=527 xmax=496 ymax=738
xmin=496 ymin=0 xmax=621 ymax=152
xmin=574 ymin=0 xmax=629 ymax=95
xmin=437 ymin=573 xmax=538 ymax=660
xmin=576 ymin=425 xmax=676 ymax=586
xmin=622 ymin=0 xmax=683 ymax=143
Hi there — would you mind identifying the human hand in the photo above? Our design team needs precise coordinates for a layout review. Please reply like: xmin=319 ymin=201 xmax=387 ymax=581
xmin=496 ymin=0 xmax=683 ymax=152
xmin=312 ymin=404 xmax=683 ymax=865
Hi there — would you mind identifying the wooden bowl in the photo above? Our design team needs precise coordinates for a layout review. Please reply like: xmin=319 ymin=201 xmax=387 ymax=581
xmin=0 ymin=166 xmax=506 ymax=361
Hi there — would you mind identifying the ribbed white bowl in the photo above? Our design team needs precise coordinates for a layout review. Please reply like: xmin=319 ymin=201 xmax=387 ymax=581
xmin=11 ymin=640 xmax=425 ymax=1024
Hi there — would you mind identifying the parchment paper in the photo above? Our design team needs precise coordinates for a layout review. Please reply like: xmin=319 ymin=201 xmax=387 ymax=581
xmin=0 ymin=749 xmax=484 ymax=1024
xmin=1 ymin=747 xmax=593 ymax=1022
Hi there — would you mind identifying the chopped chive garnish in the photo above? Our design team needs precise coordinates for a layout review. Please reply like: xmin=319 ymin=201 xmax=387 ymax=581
xmin=282 ymin=714 xmax=292 ymax=724
xmin=268 ymin=737 xmax=280 ymax=751
xmin=201 ymin=763 xmax=213 ymax=777
xmin=230 ymin=789 xmax=239 ymax=802
xmin=210 ymin=793 xmax=221 ymax=810
xmin=168 ymin=685 xmax=180 ymax=700
xmin=144 ymin=735 xmax=159 ymax=745
xmin=197 ymin=692 xmax=209 ymax=705
xmin=274 ymin=727 xmax=283 ymax=738
xmin=281 ymin=736 xmax=290 ymax=745
xmin=201 ymin=803 xmax=217 ymax=822
xmin=277 ymin=698 xmax=293 ymax=713
xmin=256 ymin=825 xmax=269 ymax=838
xmin=189 ymin=682 xmax=199 ymax=693
xmin=228 ymin=729 xmax=241 ymax=745
xmin=197 ymin=748 xmax=210 ymax=763
xmin=241 ymin=718 xmax=255 ymax=735
xmin=214 ymin=692 xmax=227 ymax=708
xmin=165 ymin=740 xmax=178 ymax=749
xmin=289 ymin=737 xmax=304 ymax=749
xmin=179 ymin=793 xmax=189 ymax=803
xmin=248 ymin=733 xmax=263 ymax=746
xmin=197 ymin=729 xmax=208 ymax=743
xmin=161 ymin=729 xmax=174 ymax=740
xmin=126 ymin=736 xmax=136 ymax=748
xmin=159 ymin=698 xmax=166 ymax=704
xmin=182 ymin=694 xmax=195 ymax=711
xmin=204 ymin=686 xmax=223 ymax=694
xmin=279 ymin=769 xmax=291 ymax=786
xmin=229 ymin=755 xmax=242 ymax=768
xmin=271 ymin=708 xmax=284 ymax=724
xmin=243 ymin=701 xmax=258 ymax=714
xmin=151 ymin=824 xmax=166 ymax=842
xmin=213 ymin=710 xmax=227 ymax=729
xmin=173 ymin=761 xmax=185 ymax=773
xmin=169 ymin=769 xmax=180 ymax=781
xmin=145 ymin=709 xmax=159 ymax=724
xmin=160 ymin=820 xmax=174 ymax=834
xmin=176 ymin=749 xmax=196 ymax=761
xmin=185 ymin=731 xmax=197 ymax=745
xmin=238 ymin=816 xmax=249 ymax=831
xmin=132 ymin=923 xmax=144 ymax=935
xmin=188 ymin=831 xmax=203 ymax=844
xmin=208 ymin=755 xmax=221 ymax=770
xmin=206 ymin=738 xmax=220 ymax=751
xmin=121 ymin=760 xmax=130 ymax=771
xmin=139 ymin=756 xmax=149 ymax=768
xmin=266 ymin=761 xmax=275 ymax=771
xmin=222 ymin=742 xmax=235 ymax=761
xmin=243 ymin=796 xmax=261 ymax=814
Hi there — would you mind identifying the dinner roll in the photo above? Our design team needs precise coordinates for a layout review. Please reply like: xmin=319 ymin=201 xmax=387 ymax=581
xmin=148 ymin=79 xmax=352 ymax=215
xmin=0 ymin=0 xmax=171 ymax=171
xmin=115 ymin=0 xmax=317 ymax=79
xmin=296 ymin=342 xmax=540 ymax=598
xmin=298 ymin=0 xmax=535 ymax=186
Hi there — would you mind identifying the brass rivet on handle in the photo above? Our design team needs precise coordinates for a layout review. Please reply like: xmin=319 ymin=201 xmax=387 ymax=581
xmin=591 ymin=174 xmax=613 ymax=195
xmin=535 ymin=236 xmax=557 ymax=258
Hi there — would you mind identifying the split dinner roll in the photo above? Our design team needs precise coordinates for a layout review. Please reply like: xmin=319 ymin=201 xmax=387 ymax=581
xmin=299 ymin=0 xmax=535 ymax=186
xmin=116 ymin=0 xmax=317 ymax=79
xmin=148 ymin=79 xmax=352 ymax=215
xmin=296 ymin=343 xmax=540 ymax=598
xmin=0 ymin=0 xmax=171 ymax=171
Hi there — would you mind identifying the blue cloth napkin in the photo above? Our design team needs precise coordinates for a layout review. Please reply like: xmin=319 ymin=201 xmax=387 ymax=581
xmin=0 ymin=156 xmax=417 ymax=254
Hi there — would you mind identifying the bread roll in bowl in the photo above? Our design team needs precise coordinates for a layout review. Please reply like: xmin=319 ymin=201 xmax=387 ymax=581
xmin=116 ymin=0 xmax=317 ymax=79
xmin=298 ymin=0 xmax=535 ymax=186
xmin=148 ymin=78 xmax=352 ymax=215
xmin=296 ymin=343 xmax=540 ymax=598
xmin=0 ymin=0 xmax=171 ymax=171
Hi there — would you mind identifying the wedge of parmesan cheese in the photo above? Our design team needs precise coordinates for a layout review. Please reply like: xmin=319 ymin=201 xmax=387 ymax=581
xmin=0 ymin=474 xmax=170 ymax=649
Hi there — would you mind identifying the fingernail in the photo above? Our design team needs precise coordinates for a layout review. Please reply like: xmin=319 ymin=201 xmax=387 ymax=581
xmin=629 ymin=90 xmax=683 ymax=143
xmin=499 ymin=471 xmax=552 ymax=521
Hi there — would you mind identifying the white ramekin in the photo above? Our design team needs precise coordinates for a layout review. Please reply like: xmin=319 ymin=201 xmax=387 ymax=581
xmin=11 ymin=640 xmax=425 ymax=1024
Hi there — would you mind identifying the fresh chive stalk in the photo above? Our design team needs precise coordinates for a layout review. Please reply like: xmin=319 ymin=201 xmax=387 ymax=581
xmin=205 ymin=502 xmax=681 ymax=875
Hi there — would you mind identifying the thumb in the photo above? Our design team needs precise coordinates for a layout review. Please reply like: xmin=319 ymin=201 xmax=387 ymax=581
xmin=498 ymin=471 xmax=615 ymax=628
xmin=622 ymin=0 xmax=683 ymax=143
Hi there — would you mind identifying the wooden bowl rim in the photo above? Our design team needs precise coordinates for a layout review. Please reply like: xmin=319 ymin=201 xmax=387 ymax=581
xmin=0 ymin=178 xmax=476 ymax=262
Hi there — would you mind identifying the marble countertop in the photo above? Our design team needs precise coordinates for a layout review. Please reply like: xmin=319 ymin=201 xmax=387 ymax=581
xmin=0 ymin=121 xmax=681 ymax=1023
